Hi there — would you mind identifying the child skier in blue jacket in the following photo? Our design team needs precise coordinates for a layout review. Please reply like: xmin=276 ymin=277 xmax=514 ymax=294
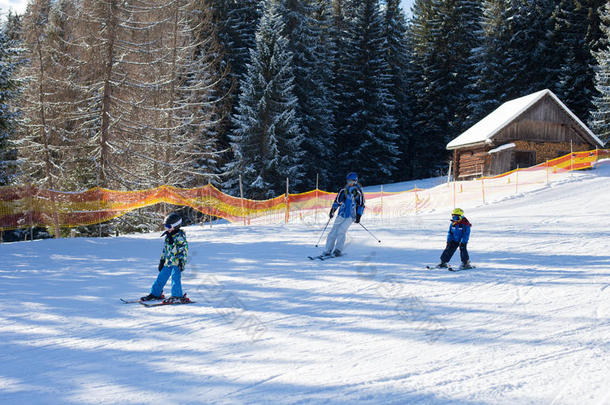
xmin=322 ymin=172 xmax=365 ymax=257
xmin=439 ymin=208 xmax=473 ymax=270
xmin=141 ymin=212 xmax=190 ymax=303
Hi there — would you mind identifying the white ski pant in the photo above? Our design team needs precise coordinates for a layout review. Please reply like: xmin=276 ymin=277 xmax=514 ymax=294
xmin=324 ymin=216 xmax=354 ymax=254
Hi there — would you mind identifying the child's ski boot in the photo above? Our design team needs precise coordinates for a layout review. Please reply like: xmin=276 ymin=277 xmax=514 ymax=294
xmin=460 ymin=261 xmax=474 ymax=270
xmin=163 ymin=293 xmax=191 ymax=304
xmin=140 ymin=293 xmax=164 ymax=301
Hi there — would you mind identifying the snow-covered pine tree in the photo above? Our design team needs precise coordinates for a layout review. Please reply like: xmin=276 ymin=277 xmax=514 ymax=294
xmin=3 ymin=11 xmax=22 ymax=41
xmin=228 ymin=0 xmax=304 ymax=199
xmin=208 ymin=0 xmax=263 ymax=165
xmin=553 ymin=0 xmax=606 ymax=122
xmin=383 ymin=0 xmax=412 ymax=180
xmin=329 ymin=0 xmax=354 ymax=182
xmin=402 ymin=31 xmax=427 ymax=178
xmin=0 ymin=17 xmax=23 ymax=186
xmin=408 ymin=0 xmax=482 ymax=177
xmin=590 ymin=2 xmax=610 ymax=144
xmin=468 ymin=0 xmax=557 ymax=126
xmin=334 ymin=0 xmax=399 ymax=184
xmin=278 ymin=0 xmax=335 ymax=191
xmin=212 ymin=0 xmax=262 ymax=91
xmin=466 ymin=0 xmax=509 ymax=123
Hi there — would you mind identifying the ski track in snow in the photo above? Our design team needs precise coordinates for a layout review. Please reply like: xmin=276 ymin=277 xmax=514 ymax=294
xmin=1 ymin=166 xmax=609 ymax=404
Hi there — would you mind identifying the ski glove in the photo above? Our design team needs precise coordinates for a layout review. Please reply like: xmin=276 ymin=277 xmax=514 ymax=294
xmin=355 ymin=214 xmax=361 ymax=224
xmin=329 ymin=208 xmax=335 ymax=219
xmin=179 ymin=260 xmax=185 ymax=272
xmin=158 ymin=258 xmax=164 ymax=272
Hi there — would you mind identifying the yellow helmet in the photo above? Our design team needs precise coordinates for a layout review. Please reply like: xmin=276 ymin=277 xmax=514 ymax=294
xmin=452 ymin=208 xmax=464 ymax=217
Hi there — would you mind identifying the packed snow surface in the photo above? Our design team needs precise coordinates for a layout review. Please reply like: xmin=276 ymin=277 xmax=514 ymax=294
xmin=1 ymin=164 xmax=609 ymax=404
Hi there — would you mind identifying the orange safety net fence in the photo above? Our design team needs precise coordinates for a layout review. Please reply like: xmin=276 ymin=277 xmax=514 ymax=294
xmin=0 ymin=149 xmax=607 ymax=231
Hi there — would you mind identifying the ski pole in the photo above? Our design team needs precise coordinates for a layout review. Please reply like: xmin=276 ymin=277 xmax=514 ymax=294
xmin=359 ymin=222 xmax=381 ymax=243
xmin=315 ymin=217 xmax=332 ymax=247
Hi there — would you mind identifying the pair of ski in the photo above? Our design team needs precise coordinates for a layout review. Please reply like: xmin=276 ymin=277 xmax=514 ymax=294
xmin=308 ymin=253 xmax=344 ymax=261
xmin=426 ymin=264 xmax=475 ymax=272
xmin=120 ymin=296 xmax=195 ymax=307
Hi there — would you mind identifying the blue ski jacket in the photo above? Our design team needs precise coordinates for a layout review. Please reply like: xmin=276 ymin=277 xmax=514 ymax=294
xmin=447 ymin=217 xmax=471 ymax=244
xmin=332 ymin=184 xmax=365 ymax=219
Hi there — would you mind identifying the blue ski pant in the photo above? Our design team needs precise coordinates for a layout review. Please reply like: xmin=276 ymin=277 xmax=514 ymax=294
xmin=150 ymin=265 xmax=182 ymax=297
xmin=441 ymin=241 xmax=469 ymax=264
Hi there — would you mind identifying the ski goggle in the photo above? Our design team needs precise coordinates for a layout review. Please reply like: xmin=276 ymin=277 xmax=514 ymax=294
xmin=164 ymin=218 xmax=182 ymax=229
xmin=452 ymin=215 xmax=462 ymax=221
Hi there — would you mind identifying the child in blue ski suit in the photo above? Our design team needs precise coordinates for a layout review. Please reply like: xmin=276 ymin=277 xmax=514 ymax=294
xmin=141 ymin=212 xmax=189 ymax=302
xmin=323 ymin=172 xmax=365 ymax=257
xmin=439 ymin=208 xmax=472 ymax=269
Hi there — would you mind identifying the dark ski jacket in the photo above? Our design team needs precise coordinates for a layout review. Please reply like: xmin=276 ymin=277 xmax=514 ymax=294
xmin=332 ymin=184 xmax=365 ymax=219
xmin=447 ymin=217 xmax=471 ymax=244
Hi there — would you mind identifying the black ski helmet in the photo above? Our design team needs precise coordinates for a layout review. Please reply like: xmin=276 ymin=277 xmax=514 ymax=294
xmin=164 ymin=212 xmax=182 ymax=229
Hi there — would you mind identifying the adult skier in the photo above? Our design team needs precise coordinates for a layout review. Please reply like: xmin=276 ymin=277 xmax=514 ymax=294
xmin=438 ymin=208 xmax=473 ymax=270
xmin=141 ymin=212 xmax=190 ymax=303
xmin=321 ymin=172 xmax=365 ymax=258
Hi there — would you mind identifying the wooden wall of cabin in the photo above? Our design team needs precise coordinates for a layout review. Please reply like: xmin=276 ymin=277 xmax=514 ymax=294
xmin=494 ymin=94 xmax=593 ymax=145
xmin=511 ymin=140 xmax=590 ymax=164
xmin=455 ymin=147 xmax=489 ymax=178
xmin=488 ymin=148 xmax=513 ymax=175
xmin=454 ymin=140 xmax=592 ymax=178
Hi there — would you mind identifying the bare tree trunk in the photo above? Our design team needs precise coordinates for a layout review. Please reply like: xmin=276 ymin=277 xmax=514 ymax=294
xmin=34 ymin=24 xmax=60 ymax=238
xmin=98 ymin=0 xmax=119 ymax=187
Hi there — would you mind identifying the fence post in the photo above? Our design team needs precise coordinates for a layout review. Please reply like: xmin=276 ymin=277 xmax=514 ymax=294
xmin=447 ymin=160 xmax=452 ymax=185
xmin=570 ymin=140 xmax=574 ymax=176
xmin=96 ymin=165 xmax=101 ymax=238
xmin=239 ymin=175 xmax=245 ymax=226
xmin=546 ymin=160 xmax=549 ymax=185
xmin=481 ymin=176 xmax=485 ymax=205
xmin=315 ymin=173 xmax=319 ymax=223
xmin=28 ymin=183 xmax=33 ymax=241
xmin=452 ymin=158 xmax=457 ymax=208
xmin=452 ymin=180 xmax=456 ymax=209
xmin=98 ymin=189 xmax=102 ymax=238
xmin=208 ymin=181 xmax=212 ymax=228
xmin=515 ymin=165 xmax=519 ymax=194
xmin=285 ymin=177 xmax=290 ymax=224
xmin=380 ymin=184 xmax=384 ymax=219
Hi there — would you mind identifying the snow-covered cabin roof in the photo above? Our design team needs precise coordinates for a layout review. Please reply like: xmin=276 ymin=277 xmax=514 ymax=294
xmin=447 ymin=89 xmax=604 ymax=150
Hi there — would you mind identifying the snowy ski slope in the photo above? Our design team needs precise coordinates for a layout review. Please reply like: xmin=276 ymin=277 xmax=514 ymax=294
xmin=0 ymin=163 xmax=609 ymax=404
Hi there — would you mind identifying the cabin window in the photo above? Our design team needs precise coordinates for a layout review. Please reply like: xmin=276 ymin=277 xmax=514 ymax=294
xmin=513 ymin=151 xmax=536 ymax=168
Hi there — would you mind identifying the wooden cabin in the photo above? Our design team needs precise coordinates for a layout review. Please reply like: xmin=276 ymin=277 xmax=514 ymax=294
xmin=447 ymin=89 xmax=605 ymax=179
